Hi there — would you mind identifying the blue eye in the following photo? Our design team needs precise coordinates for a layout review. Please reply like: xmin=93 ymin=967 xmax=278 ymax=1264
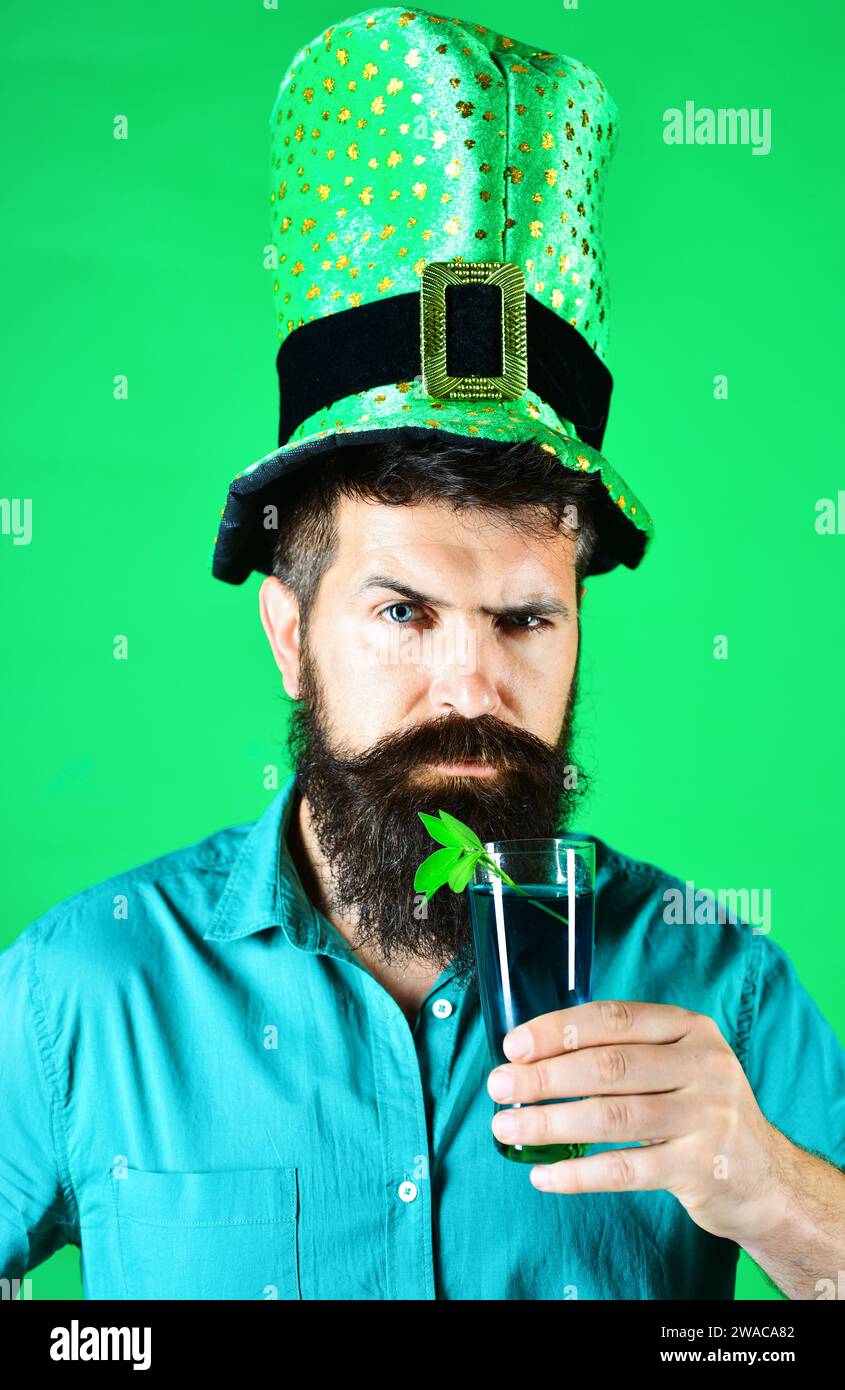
xmin=382 ymin=602 xmax=419 ymax=624
xmin=502 ymin=614 xmax=549 ymax=631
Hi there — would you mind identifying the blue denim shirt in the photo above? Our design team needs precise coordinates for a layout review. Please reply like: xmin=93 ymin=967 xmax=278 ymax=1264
xmin=2 ymin=773 xmax=843 ymax=1300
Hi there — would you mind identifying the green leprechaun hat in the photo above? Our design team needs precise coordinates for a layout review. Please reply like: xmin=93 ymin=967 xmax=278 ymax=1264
xmin=211 ymin=5 xmax=653 ymax=583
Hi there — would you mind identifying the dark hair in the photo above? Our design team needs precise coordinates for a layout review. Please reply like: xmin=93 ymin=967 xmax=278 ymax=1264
xmin=271 ymin=435 xmax=598 ymax=625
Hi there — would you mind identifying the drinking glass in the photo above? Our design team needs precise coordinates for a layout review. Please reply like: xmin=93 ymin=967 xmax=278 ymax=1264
xmin=468 ymin=837 xmax=595 ymax=1164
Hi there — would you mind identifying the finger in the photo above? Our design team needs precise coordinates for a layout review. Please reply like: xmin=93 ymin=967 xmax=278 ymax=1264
xmin=491 ymin=1091 xmax=690 ymax=1148
xmin=503 ymin=999 xmax=697 ymax=1063
xmin=528 ymin=1143 xmax=668 ymax=1195
xmin=487 ymin=1040 xmax=691 ymax=1105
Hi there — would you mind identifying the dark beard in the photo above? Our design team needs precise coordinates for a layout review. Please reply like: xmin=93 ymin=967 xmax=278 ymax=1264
xmin=287 ymin=637 xmax=588 ymax=989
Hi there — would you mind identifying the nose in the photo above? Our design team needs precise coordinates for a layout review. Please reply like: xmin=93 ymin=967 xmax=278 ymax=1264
xmin=426 ymin=625 xmax=502 ymax=719
xmin=428 ymin=673 xmax=501 ymax=719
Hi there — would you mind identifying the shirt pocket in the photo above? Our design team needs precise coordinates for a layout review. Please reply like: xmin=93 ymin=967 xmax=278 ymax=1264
xmin=111 ymin=1167 xmax=301 ymax=1300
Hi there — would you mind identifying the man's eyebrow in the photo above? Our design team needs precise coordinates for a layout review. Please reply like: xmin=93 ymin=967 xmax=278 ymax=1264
xmin=355 ymin=574 xmax=571 ymax=619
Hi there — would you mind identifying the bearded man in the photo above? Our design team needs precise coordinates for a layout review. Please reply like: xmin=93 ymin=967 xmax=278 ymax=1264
xmin=1 ymin=8 xmax=843 ymax=1303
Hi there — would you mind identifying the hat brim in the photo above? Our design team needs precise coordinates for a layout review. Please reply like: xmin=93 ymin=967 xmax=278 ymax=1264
xmin=211 ymin=383 xmax=653 ymax=583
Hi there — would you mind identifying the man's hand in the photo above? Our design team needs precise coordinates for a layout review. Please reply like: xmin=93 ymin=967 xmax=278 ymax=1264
xmin=487 ymin=999 xmax=795 ymax=1245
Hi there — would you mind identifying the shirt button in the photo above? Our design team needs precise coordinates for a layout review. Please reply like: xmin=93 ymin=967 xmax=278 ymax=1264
xmin=398 ymin=1181 xmax=418 ymax=1203
xmin=431 ymin=998 xmax=453 ymax=1019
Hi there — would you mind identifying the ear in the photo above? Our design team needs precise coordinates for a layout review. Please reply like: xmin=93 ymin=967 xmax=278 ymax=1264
xmin=259 ymin=577 xmax=302 ymax=700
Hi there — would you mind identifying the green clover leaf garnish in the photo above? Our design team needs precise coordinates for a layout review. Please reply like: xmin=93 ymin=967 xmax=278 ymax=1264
xmin=418 ymin=810 xmax=483 ymax=851
xmin=413 ymin=845 xmax=464 ymax=897
xmin=413 ymin=809 xmax=568 ymax=927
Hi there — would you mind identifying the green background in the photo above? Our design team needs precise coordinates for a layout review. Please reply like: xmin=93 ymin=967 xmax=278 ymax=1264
xmin=2 ymin=0 xmax=842 ymax=1301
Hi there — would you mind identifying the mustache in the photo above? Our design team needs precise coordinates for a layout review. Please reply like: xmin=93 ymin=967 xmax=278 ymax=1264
xmin=325 ymin=711 xmax=562 ymax=774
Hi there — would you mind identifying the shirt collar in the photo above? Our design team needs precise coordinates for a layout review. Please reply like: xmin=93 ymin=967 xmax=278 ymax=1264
xmin=203 ymin=772 xmax=323 ymax=946
xmin=202 ymin=772 xmax=471 ymax=993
